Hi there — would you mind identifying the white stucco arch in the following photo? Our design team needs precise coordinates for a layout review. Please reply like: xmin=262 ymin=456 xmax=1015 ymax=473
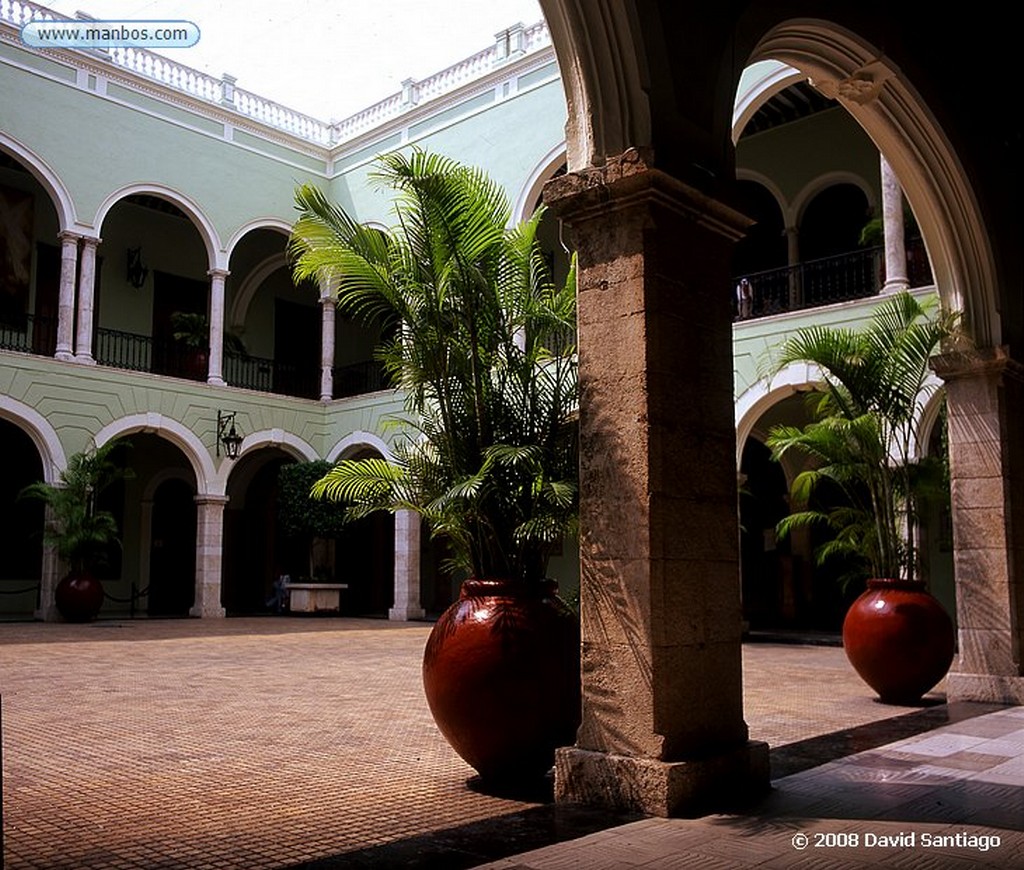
xmin=735 ymin=169 xmax=790 ymax=225
xmin=732 ymin=60 xmax=806 ymax=143
xmin=0 ymin=396 xmax=67 ymax=483
xmin=93 ymin=413 xmax=216 ymax=495
xmin=209 ymin=429 xmax=318 ymax=494
xmin=93 ymin=184 xmax=224 ymax=270
xmin=791 ymin=170 xmax=877 ymax=231
xmin=735 ymin=362 xmax=819 ymax=468
xmin=0 ymin=133 xmax=78 ymax=232
xmin=227 ymin=252 xmax=290 ymax=331
xmin=751 ymin=21 xmax=1000 ymax=347
xmin=327 ymin=431 xmax=394 ymax=463
xmin=513 ymin=142 xmax=568 ymax=224
xmin=224 ymin=218 xmax=292 ymax=262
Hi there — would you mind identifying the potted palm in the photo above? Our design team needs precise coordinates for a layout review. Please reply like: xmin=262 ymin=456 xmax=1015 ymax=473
xmin=290 ymin=151 xmax=579 ymax=783
xmin=766 ymin=292 xmax=958 ymax=702
xmin=21 ymin=442 xmax=128 ymax=622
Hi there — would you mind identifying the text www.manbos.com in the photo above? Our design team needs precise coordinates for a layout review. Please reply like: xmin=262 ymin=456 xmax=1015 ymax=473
xmin=21 ymin=20 xmax=200 ymax=49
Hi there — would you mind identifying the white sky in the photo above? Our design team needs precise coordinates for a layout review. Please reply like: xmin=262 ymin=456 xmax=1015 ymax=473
xmin=43 ymin=0 xmax=545 ymax=120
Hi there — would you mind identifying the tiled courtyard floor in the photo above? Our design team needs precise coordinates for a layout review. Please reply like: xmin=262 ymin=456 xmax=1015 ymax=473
xmin=1 ymin=617 xmax=1020 ymax=869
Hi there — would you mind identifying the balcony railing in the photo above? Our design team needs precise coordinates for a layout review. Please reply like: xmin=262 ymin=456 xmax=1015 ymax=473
xmin=224 ymin=351 xmax=319 ymax=400
xmin=0 ymin=313 xmax=56 ymax=355
xmin=333 ymin=360 xmax=389 ymax=399
xmin=734 ymin=241 xmax=933 ymax=322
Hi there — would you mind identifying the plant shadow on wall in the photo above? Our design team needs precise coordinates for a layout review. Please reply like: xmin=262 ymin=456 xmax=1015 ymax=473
xmin=289 ymin=151 xmax=581 ymax=789
xmin=764 ymin=292 xmax=960 ymax=704
xmin=20 ymin=441 xmax=132 ymax=622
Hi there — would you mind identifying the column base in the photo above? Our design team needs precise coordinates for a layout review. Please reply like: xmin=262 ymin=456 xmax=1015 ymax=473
xmin=54 ymin=350 xmax=74 ymax=361
xmin=72 ymin=354 xmax=96 ymax=365
xmin=946 ymin=671 xmax=1024 ymax=705
xmin=555 ymin=741 xmax=770 ymax=818
xmin=207 ymin=376 xmax=226 ymax=387
xmin=189 ymin=604 xmax=227 ymax=618
xmin=388 ymin=605 xmax=426 ymax=621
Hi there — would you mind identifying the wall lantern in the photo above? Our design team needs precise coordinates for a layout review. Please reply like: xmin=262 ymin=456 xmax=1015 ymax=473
xmin=216 ymin=410 xmax=243 ymax=459
xmin=126 ymin=246 xmax=149 ymax=289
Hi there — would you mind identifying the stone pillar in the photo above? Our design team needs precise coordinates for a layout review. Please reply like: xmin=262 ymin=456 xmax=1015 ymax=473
xmin=55 ymin=231 xmax=80 ymax=360
xmin=544 ymin=149 xmax=768 ymax=817
xmin=880 ymin=155 xmax=909 ymax=294
xmin=389 ymin=509 xmax=425 ymax=621
xmin=932 ymin=346 xmax=1024 ymax=704
xmin=190 ymin=495 xmax=228 ymax=618
xmin=74 ymin=236 xmax=100 ymax=364
xmin=207 ymin=269 xmax=229 ymax=386
xmin=35 ymin=506 xmax=61 ymax=621
xmin=320 ymin=282 xmax=336 ymax=402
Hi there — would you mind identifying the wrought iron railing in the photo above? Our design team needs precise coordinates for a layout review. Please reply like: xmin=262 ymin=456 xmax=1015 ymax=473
xmin=733 ymin=243 xmax=934 ymax=322
xmin=333 ymin=360 xmax=389 ymax=398
xmin=224 ymin=351 xmax=319 ymax=400
xmin=0 ymin=313 xmax=56 ymax=354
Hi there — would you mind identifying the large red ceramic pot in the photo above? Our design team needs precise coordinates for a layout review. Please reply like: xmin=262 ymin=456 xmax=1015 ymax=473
xmin=842 ymin=578 xmax=954 ymax=704
xmin=54 ymin=571 xmax=105 ymax=622
xmin=422 ymin=578 xmax=580 ymax=782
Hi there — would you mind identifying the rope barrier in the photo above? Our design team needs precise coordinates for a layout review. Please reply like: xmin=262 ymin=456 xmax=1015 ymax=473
xmin=0 ymin=584 xmax=40 ymax=596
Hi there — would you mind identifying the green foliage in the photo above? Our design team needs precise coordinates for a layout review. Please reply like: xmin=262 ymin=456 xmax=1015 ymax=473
xmin=290 ymin=151 xmax=578 ymax=584
xmin=276 ymin=461 xmax=348 ymax=538
xmin=20 ymin=441 xmax=130 ymax=573
xmin=765 ymin=292 xmax=957 ymax=582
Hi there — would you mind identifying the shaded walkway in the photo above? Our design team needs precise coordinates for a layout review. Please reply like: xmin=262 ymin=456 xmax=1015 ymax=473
xmin=0 ymin=619 xmax=1015 ymax=868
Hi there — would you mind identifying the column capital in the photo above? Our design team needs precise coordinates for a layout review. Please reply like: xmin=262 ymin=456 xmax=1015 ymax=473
xmin=57 ymin=230 xmax=82 ymax=244
xmin=544 ymin=147 xmax=752 ymax=242
xmin=931 ymin=345 xmax=1024 ymax=384
xmin=193 ymin=494 xmax=230 ymax=507
xmin=80 ymin=235 xmax=102 ymax=247
xmin=207 ymin=268 xmax=230 ymax=280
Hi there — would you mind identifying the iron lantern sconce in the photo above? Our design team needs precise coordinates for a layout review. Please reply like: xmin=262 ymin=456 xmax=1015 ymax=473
xmin=217 ymin=410 xmax=243 ymax=460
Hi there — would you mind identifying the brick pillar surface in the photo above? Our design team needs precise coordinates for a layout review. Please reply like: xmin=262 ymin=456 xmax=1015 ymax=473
xmin=933 ymin=346 xmax=1024 ymax=703
xmin=544 ymin=149 xmax=768 ymax=817
xmin=389 ymin=509 xmax=425 ymax=621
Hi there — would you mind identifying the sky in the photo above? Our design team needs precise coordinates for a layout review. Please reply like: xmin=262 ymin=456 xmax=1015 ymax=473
xmin=43 ymin=0 xmax=546 ymax=120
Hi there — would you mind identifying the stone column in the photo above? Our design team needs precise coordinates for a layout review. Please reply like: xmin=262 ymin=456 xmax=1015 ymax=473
xmin=320 ymin=282 xmax=336 ymax=402
xmin=74 ymin=236 xmax=100 ymax=364
xmin=55 ymin=231 xmax=80 ymax=360
xmin=35 ymin=505 xmax=61 ymax=621
xmin=544 ymin=149 xmax=768 ymax=817
xmin=207 ymin=269 xmax=229 ymax=386
xmin=880 ymin=155 xmax=909 ymax=294
xmin=190 ymin=494 xmax=228 ymax=618
xmin=389 ymin=509 xmax=425 ymax=621
xmin=932 ymin=346 xmax=1024 ymax=704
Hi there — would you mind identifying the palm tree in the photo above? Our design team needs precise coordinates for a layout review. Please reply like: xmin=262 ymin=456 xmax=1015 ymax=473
xmin=289 ymin=151 xmax=578 ymax=585
xmin=765 ymin=291 xmax=957 ymax=583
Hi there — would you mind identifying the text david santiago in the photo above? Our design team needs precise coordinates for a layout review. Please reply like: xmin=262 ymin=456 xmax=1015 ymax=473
xmin=810 ymin=831 xmax=1001 ymax=851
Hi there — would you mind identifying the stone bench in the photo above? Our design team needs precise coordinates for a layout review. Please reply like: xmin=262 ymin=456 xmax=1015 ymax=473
xmin=287 ymin=583 xmax=348 ymax=614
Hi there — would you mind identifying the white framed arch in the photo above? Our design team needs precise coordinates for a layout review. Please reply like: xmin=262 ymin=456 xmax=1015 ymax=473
xmin=734 ymin=169 xmax=790 ymax=225
xmin=210 ymin=429 xmax=319 ymax=494
xmin=751 ymin=21 xmax=1000 ymax=347
xmin=0 ymin=133 xmax=78 ymax=231
xmin=0 ymin=396 xmax=67 ymax=483
xmin=224 ymin=217 xmax=291 ymax=262
xmin=513 ymin=142 xmax=568 ymax=224
xmin=92 ymin=184 xmax=224 ymax=270
xmin=141 ymin=467 xmax=195 ymax=503
xmin=327 ymin=431 xmax=394 ymax=463
xmin=732 ymin=60 xmax=805 ymax=143
xmin=735 ymin=362 xmax=819 ymax=468
xmin=790 ymin=170 xmax=877 ymax=231
xmin=227 ymin=252 xmax=289 ymax=331
xmin=914 ymin=380 xmax=947 ymax=461
xmin=93 ymin=413 xmax=216 ymax=495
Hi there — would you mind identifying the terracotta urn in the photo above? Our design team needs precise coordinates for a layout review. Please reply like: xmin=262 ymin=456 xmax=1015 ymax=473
xmin=422 ymin=578 xmax=580 ymax=782
xmin=842 ymin=578 xmax=954 ymax=704
xmin=55 ymin=571 xmax=105 ymax=622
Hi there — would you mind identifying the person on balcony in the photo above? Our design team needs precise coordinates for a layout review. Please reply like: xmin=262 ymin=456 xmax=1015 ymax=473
xmin=736 ymin=277 xmax=754 ymax=319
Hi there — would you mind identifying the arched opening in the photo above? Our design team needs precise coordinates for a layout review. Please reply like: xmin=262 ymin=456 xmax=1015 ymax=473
xmin=0 ymin=418 xmax=45 ymax=619
xmin=223 ymin=447 xmax=301 ymax=615
xmin=0 ymin=150 xmax=63 ymax=357
xmin=148 ymin=478 xmax=197 ymax=617
xmin=94 ymin=194 xmax=211 ymax=380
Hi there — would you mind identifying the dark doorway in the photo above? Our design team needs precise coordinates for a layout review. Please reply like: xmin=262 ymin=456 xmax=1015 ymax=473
xmin=0 ymin=419 xmax=44 ymax=617
xmin=148 ymin=478 xmax=196 ymax=616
